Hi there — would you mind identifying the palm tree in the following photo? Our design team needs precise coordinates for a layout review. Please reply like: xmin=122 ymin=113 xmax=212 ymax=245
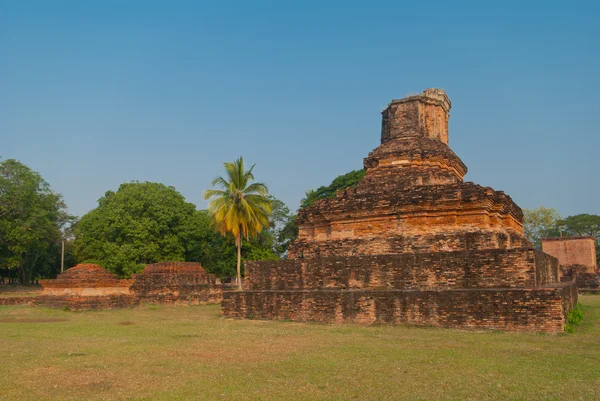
xmin=203 ymin=157 xmax=272 ymax=290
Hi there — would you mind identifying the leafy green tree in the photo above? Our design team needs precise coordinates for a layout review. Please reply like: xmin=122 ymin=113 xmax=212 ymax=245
xmin=300 ymin=169 xmax=365 ymax=208
xmin=185 ymin=209 xmax=239 ymax=278
xmin=0 ymin=159 xmax=72 ymax=283
xmin=523 ymin=206 xmax=562 ymax=249
xmin=276 ymin=215 xmax=298 ymax=258
xmin=261 ymin=196 xmax=296 ymax=258
xmin=74 ymin=182 xmax=199 ymax=277
xmin=203 ymin=157 xmax=272 ymax=290
xmin=557 ymin=214 xmax=600 ymax=237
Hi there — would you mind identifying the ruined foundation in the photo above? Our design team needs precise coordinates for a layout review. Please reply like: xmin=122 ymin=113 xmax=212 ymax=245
xmin=222 ymin=88 xmax=577 ymax=332
xmin=131 ymin=262 xmax=222 ymax=305
xmin=36 ymin=264 xmax=135 ymax=310
xmin=35 ymin=262 xmax=222 ymax=310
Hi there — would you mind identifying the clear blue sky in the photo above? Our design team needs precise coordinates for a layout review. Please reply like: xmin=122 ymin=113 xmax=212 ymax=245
xmin=2 ymin=1 xmax=599 ymax=218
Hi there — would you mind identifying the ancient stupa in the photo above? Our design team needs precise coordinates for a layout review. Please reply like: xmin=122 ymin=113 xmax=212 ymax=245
xmin=37 ymin=264 xmax=134 ymax=310
xmin=222 ymin=89 xmax=577 ymax=332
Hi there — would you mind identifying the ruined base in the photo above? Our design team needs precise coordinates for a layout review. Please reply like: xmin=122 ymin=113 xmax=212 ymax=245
xmin=131 ymin=262 xmax=223 ymax=305
xmin=134 ymin=288 xmax=222 ymax=306
xmin=34 ymin=294 xmax=138 ymax=311
xmin=560 ymin=269 xmax=600 ymax=294
xmin=0 ymin=297 xmax=36 ymax=306
xmin=31 ymin=262 xmax=222 ymax=310
xmin=222 ymin=282 xmax=577 ymax=333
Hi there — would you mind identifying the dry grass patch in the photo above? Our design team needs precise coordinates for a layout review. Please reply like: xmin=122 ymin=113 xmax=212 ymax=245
xmin=1 ymin=298 xmax=600 ymax=400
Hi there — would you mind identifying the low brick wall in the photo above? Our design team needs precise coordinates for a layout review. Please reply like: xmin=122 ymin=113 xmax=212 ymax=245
xmin=35 ymin=264 xmax=134 ymax=310
xmin=245 ymin=248 xmax=558 ymax=291
xmin=558 ymin=265 xmax=600 ymax=293
xmin=34 ymin=294 xmax=137 ymax=310
xmin=0 ymin=297 xmax=36 ymax=306
xmin=31 ymin=262 xmax=222 ymax=310
xmin=222 ymin=282 xmax=577 ymax=333
xmin=130 ymin=262 xmax=222 ymax=305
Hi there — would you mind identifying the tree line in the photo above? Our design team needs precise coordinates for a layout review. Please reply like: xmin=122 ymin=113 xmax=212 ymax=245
xmin=2 ymin=157 xmax=598 ymax=285
xmin=0 ymin=158 xmax=296 ymax=283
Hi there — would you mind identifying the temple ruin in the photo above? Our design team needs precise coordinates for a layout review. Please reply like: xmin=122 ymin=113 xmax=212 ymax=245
xmin=222 ymin=88 xmax=578 ymax=332
xmin=36 ymin=262 xmax=222 ymax=310
xmin=131 ymin=262 xmax=222 ymax=305
xmin=36 ymin=264 xmax=135 ymax=310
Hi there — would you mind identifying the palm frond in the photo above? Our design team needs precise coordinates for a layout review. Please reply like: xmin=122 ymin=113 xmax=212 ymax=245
xmin=203 ymin=188 xmax=227 ymax=201
xmin=243 ymin=182 xmax=269 ymax=196
xmin=210 ymin=176 xmax=229 ymax=189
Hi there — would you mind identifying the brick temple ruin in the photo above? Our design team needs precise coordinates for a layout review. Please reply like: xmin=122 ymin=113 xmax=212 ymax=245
xmin=35 ymin=262 xmax=222 ymax=310
xmin=131 ymin=262 xmax=222 ymax=305
xmin=222 ymin=88 xmax=578 ymax=332
xmin=542 ymin=236 xmax=599 ymax=292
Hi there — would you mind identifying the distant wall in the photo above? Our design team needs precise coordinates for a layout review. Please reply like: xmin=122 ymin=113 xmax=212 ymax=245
xmin=542 ymin=237 xmax=597 ymax=273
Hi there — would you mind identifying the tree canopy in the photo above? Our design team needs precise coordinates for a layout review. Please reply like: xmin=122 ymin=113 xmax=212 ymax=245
xmin=557 ymin=214 xmax=600 ymax=238
xmin=523 ymin=206 xmax=562 ymax=249
xmin=74 ymin=181 xmax=200 ymax=277
xmin=0 ymin=159 xmax=72 ymax=283
xmin=300 ymin=169 xmax=365 ymax=209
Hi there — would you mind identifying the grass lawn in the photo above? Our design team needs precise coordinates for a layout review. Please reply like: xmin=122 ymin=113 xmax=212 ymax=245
xmin=1 ymin=296 xmax=599 ymax=401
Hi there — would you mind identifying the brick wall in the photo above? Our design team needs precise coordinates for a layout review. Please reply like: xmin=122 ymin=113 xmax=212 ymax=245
xmin=34 ymin=294 xmax=137 ymax=310
xmin=0 ymin=297 xmax=36 ymax=306
xmin=222 ymin=283 xmax=577 ymax=333
xmin=541 ymin=237 xmax=597 ymax=272
xmin=130 ymin=262 xmax=222 ymax=305
xmin=245 ymin=249 xmax=557 ymax=291
xmin=33 ymin=262 xmax=222 ymax=310
xmin=289 ymin=182 xmax=528 ymax=259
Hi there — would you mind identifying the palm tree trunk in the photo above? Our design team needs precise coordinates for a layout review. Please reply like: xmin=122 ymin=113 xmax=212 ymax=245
xmin=236 ymin=235 xmax=243 ymax=290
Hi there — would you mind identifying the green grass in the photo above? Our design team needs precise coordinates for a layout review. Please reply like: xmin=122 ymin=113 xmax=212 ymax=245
xmin=1 ymin=296 xmax=600 ymax=401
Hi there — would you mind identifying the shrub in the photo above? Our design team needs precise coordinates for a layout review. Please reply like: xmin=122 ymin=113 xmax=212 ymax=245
xmin=565 ymin=303 xmax=584 ymax=333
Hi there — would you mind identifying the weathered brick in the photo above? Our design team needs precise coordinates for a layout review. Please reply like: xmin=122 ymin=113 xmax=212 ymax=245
xmin=223 ymin=88 xmax=577 ymax=332
xmin=130 ymin=262 xmax=222 ymax=305
xmin=34 ymin=262 xmax=222 ymax=310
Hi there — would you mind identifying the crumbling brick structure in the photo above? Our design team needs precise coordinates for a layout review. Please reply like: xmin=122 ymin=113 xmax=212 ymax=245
xmin=542 ymin=236 xmax=599 ymax=292
xmin=130 ymin=262 xmax=222 ymax=305
xmin=35 ymin=262 xmax=221 ymax=310
xmin=36 ymin=264 xmax=135 ymax=310
xmin=222 ymin=88 xmax=577 ymax=333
